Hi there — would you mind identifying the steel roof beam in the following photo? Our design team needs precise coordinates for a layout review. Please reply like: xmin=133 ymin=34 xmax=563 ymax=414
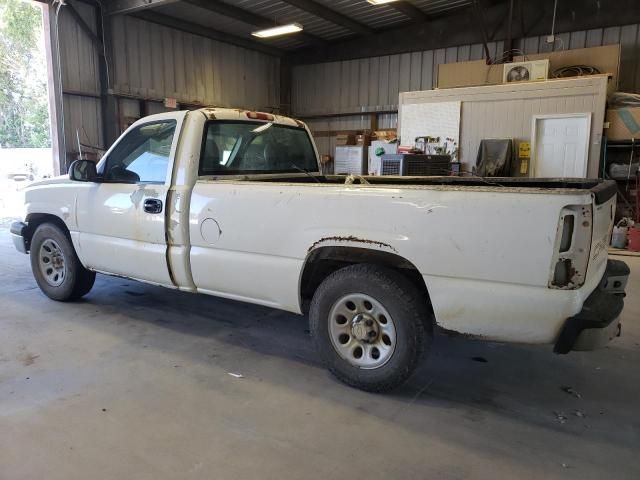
xmin=184 ymin=0 xmax=326 ymax=46
xmin=389 ymin=1 xmax=428 ymax=23
xmin=287 ymin=0 xmax=640 ymax=64
xmin=279 ymin=0 xmax=374 ymax=36
xmin=108 ymin=0 xmax=181 ymax=16
xmin=134 ymin=10 xmax=284 ymax=56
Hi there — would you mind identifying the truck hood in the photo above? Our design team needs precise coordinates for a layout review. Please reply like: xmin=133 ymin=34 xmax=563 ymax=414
xmin=27 ymin=174 xmax=72 ymax=188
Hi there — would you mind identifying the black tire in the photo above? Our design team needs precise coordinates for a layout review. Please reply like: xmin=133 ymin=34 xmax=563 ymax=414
xmin=30 ymin=223 xmax=96 ymax=301
xmin=310 ymin=264 xmax=431 ymax=392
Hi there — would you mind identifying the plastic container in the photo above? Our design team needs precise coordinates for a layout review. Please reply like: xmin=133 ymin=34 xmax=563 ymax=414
xmin=629 ymin=227 xmax=640 ymax=252
xmin=611 ymin=226 xmax=628 ymax=249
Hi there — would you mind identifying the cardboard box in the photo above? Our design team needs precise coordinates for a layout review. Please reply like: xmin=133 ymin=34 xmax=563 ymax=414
xmin=606 ymin=107 xmax=640 ymax=140
xmin=437 ymin=44 xmax=620 ymax=91
xmin=336 ymin=134 xmax=355 ymax=146
xmin=373 ymin=130 xmax=397 ymax=141
xmin=438 ymin=60 xmax=503 ymax=89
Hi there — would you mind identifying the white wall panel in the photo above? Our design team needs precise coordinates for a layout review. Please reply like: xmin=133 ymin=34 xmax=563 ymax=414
xmin=399 ymin=76 xmax=609 ymax=177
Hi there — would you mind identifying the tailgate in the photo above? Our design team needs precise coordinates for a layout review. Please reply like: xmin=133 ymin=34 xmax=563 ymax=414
xmin=586 ymin=181 xmax=617 ymax=284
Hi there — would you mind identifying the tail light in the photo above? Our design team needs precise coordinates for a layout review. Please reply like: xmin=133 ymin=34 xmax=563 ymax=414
xmin=549 ymin=205 xmax=592 ymax=289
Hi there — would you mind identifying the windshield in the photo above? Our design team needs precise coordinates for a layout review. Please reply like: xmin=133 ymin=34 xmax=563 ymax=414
xmin=199 ymin=121 xmax=318 ymax=175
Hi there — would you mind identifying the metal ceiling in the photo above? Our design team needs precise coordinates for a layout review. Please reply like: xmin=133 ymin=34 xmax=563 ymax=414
xmin=107 ymin=0 xmax=476 ymax=54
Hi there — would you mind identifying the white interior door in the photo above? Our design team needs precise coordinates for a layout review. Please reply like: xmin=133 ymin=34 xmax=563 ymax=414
xmin=531 ymin=114 xmax=591 ymax=178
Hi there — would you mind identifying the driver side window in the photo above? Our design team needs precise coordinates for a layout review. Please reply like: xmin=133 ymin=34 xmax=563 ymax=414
xmin=102 ymin=120 xmax=176 ymax=183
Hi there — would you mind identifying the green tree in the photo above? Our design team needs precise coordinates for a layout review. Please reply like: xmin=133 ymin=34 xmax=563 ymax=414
xmin=0 ymin=0 xmax=50 ymax=148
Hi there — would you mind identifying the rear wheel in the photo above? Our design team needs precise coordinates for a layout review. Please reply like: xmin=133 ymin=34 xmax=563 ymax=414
xmin=30 ymin=223 xmax=95 ymax=301
xmin=310 ymin=264 xmax=431 ymax=392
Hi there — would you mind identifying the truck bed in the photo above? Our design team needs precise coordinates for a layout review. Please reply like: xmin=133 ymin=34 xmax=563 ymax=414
xmin=219 ymin=174 xmax=616 ymax=203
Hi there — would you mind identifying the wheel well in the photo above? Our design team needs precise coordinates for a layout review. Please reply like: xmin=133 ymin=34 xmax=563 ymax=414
xmin=24 ymin=213 xmax=71 ymax=250
xmin=300 ymin=246 xmax=432 ymax=315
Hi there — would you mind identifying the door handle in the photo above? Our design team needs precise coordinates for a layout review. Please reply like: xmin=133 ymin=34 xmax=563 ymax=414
xmin=143 ymin=198 xmax=163 ymax=214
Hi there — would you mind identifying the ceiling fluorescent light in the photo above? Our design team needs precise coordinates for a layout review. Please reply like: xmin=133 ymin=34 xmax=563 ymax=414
xmin=252 ymin=23 xmax=303 ymax=38
xmin=367 ymin=0 xmax=399 ymax=4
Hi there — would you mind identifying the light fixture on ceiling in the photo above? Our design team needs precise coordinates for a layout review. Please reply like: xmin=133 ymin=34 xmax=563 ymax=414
xmin=252 ymin=23 xmax=303 ymax=38
xmin=367 ymin=0 xmax=399 ymax=4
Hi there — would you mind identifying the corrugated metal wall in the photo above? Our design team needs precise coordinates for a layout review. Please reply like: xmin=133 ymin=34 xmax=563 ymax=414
xmin=54 ymin=3 xmax=640 ymax=165
xmin=110 ymin=16 xmax=280 ymax=110
xmin=294 ymin=23 xmax=640 ymax=157
xmin=292 ymin=41 xmax=509 ymax=117
xmin=56 ymin=1 xmax=103 ymax=154
xmin=55 ymin=1 xmax=280 ymax=160
xmin=293 ymin=24 xmax=640 ymax=118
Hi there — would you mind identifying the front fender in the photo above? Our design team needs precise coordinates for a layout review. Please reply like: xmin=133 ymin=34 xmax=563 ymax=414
xmin=24 ymin=182 xmax=78 ymax=231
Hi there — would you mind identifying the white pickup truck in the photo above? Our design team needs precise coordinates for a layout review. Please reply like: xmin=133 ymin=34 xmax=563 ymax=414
xmin=11 ymin=108 xmax=629 ymax=392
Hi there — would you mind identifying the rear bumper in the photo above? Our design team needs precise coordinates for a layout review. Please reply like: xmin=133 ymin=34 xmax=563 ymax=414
xmin=554 ymin=259 xmax=629 ymax=354
xmin=10 ymin=221 xmax=29 ymax=254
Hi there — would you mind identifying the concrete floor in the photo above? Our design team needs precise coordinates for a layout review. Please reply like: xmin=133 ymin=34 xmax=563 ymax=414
xmin=0 ymin=223 xmax=638 ymax=480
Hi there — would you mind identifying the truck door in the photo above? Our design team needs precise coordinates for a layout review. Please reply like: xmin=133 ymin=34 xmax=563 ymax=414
xmin=75 ymin=112 xmax=187 ymax=286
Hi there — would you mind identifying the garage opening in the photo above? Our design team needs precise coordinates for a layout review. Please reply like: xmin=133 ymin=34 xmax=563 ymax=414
xmin=0 ymin=0 xmax=52 ymax=221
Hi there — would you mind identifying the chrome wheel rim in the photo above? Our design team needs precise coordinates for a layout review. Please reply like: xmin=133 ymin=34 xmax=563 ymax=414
xmin=38 ymin=239 xmax=66 ymax=287
xmin=328 ymin=293 xmax=397 ymax=369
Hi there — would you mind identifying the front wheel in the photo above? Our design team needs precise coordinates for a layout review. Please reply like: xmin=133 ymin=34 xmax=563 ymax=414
xmin=310 ymin=264 xmax=431 ymax=392
xmin=30 ymin=223 xmax=96 ymax=301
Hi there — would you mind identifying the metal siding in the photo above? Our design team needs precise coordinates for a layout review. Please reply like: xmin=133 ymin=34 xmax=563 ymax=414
xmin=89 ymin=16 xmax=280 ymax=109
xmin=118 ymin=98 xmax=140 ymax=120
xmin=378 ymin=56 xmax=390 ymax=108
xmin=388 ymin=55 xmax=400 ymax=108
xmin=56 ymin=11 xmax=640 ymax=160
xmin=59 ymin=1 xmax=99 ymax=94
xmin=294 ymin=24 xmax=640 ymax=118
xmin=619 ymin=24 xmax=640 ymax=92
xmin=58 ymin=1 xmax=103 ymax=153
xmin=62 ymin=95 xmax=102 ymax=152
xmin=378 ymin=113 xmax=398 ymax=129
xmin=357 ymin=58 xmax=369 ymax=107
xmin=149 ymin=24 xmax=165 ymax=98
xmin=515 ymin=24 xmax=640 ymax=91
xmin=306 ymin=114 xmax=372 ymax=157
xmin=398 ymin=53 xmax=411 ymax=95
xmin=409 ymin=51 xmax=422 ymax=91
xmin=108 ymin=15 xmax=280 ymax=110
xmin=57 ymin=3 xmax=280 ymax=158
xmin=420 ymin=50 xmax=434 ymax=90
xmin=146 ymin=101 xmax=172 ymax=115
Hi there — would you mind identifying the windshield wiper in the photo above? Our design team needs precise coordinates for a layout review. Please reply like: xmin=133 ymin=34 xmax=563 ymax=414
xmin=291 ymin=164 xmax=320 ymax=183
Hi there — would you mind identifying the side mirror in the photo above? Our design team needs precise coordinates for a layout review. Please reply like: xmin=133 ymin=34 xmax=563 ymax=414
xmin=69 ymin=160 xmax=99 ymax=182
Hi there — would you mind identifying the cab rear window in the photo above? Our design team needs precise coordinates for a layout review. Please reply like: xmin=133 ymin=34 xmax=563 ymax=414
xmin=199 ymin=121 xmax=317 ymax=175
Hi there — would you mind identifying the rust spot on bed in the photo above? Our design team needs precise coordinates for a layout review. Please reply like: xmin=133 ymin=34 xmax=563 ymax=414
xmin=308 ymin=236 xmax=398 ymax=253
